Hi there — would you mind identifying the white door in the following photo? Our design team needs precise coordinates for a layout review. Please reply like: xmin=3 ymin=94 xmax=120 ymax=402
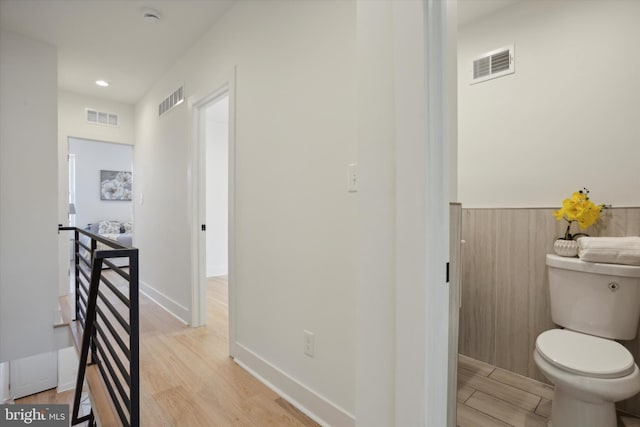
xmin=9 ymin=351 xmax=58 ymax=399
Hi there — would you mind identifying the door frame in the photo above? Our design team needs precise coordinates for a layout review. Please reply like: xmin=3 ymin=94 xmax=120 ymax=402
xmin=423 ymin=0 xmax=458 ymax=424
xmin=190 ymin=71 xmax=237 ymax=357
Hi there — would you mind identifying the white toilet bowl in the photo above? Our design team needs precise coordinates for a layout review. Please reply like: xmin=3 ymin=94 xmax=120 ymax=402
xmin=534 ymin=329 xmax=640 ymax=427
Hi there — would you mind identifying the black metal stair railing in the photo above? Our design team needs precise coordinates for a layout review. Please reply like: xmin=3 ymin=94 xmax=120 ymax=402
xmin=60 ymin=226 xmax=139 ymax=427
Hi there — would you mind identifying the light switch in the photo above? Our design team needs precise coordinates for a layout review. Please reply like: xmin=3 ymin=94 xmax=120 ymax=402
xmin=347 ymin=163 xmax=358 ymax=193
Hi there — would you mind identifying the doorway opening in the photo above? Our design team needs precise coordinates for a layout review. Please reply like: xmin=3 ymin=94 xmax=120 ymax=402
xmin=204 ymin=95 xmax=230 ymax=280
xmin=192 ymin=83 xmax=235 ymax=357
xmin=203 ymin=94 xmax=230 ymax=339
xmin=67 ymin=137 xmax=134 ymax=295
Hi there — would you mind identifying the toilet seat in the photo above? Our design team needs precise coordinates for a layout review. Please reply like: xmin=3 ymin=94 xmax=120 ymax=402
xmin=536 ymin=329 xmax=634 ymax=379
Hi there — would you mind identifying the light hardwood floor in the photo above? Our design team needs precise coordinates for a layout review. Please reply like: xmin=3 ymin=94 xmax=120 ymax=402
xmin=136 ymin=276 xmax=319 ymax=427
xmin=19 ymin=276 xmax=319 ymax=427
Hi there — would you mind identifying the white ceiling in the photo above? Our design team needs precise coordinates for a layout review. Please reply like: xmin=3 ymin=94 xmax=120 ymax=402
xmin=0 ymin=0 xmax=519 ymax=105
xmin=0 ymin=0 xmax=234 ymax=104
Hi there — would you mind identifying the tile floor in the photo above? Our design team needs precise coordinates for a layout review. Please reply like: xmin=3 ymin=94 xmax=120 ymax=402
xmin=457 ymin=355 xmax=550 ymax=427
xmin=457 ymin=354 xmax=637 ymax=427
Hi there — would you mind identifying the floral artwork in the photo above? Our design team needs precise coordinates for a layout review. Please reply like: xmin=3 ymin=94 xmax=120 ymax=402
xmin=100 ymin=170 xmax=132 ymax=201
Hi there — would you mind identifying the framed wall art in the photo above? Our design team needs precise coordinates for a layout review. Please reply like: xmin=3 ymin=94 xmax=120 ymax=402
xmin=100 ymin=170 xmax=132 ymax=201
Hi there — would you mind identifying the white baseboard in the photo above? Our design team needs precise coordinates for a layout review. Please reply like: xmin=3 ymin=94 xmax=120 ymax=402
xmin=207 ymin=265 xmax=228 ymax=277
xmin=57 ymin=381 xmax=75 ymax=393
xmin=233 ymin=343 xmax=355 ymax=427
xmin=139 ymin=280 xmax=190 ymax=324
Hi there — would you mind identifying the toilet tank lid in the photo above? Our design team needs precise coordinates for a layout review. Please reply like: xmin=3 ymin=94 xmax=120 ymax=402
xmin=546 ymin=254 xmax=640 ymax=277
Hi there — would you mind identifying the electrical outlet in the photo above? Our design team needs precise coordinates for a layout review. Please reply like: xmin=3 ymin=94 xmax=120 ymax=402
xmin=303 ymin=330 xmax=315 ymax=357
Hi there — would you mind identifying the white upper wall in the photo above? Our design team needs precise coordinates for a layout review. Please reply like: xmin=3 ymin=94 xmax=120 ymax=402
xmin=134 ymin=0 xmax=356 ymax=420
xmin=355 ymin=2 xmax=398 ymax=424
xmin=458 ymin=0 xmax=640 ymax=207
xmin=59 ymin=90 xmax=135 ymax=145
xmin=0 ymin=30 xmax=58 ymax=362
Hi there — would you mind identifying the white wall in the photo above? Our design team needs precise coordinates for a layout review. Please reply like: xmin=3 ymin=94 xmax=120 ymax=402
xmin=0 ymin=30 xmax=59 ymax=362
xmin=135 ymin=1 xmax=357 ymax=423
xmin=355 ymin=2 xmax=397 ymax=425
xmin=57 ymin=91 xmax=135 ymax=296
xmin=59 ymin=90 xmax=135 ymax=146
xmin=68 ymin=138 xmax=133 ymax=229
xmin=458 ymin=0 xmax=640 ymax=207
xmin=205 ymin=96 xmax=229 ymax=277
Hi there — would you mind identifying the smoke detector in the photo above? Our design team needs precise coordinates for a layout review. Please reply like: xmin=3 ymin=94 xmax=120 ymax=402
xmin=142 ymin=7 xmax=161 ymax=23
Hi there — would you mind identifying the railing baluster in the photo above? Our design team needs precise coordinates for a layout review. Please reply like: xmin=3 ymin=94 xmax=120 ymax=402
xmin=74 ymin=229 xmax=80 ymax=321
xmin=71 ymin=254 xmax=103 ymax=425
xmin=60 ymin=226 xmax=139 ymax=427
xmin=129 ymin=249 xmax=140 ymax=427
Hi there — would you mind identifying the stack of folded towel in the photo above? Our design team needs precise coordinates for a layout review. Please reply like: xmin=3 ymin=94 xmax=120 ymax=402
xmin=577 ymin=236 xmax=640 ymax=266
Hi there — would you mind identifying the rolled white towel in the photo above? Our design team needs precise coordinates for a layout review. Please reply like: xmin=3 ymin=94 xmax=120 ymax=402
xmin=577 ymin=236 xmax=640 ymax=266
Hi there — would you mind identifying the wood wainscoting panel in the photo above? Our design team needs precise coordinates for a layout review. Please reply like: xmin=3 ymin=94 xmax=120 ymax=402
xmin=625 ymin=208 xmax=640 ymax=236
xmin=460 ymin=209 xmax=498 ymax=365
xmin=494 ymin=209 xmax=531 ymax=376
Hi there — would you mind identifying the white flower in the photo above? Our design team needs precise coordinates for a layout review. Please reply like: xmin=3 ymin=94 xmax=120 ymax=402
xmin=116 ymin=171 xmax=132 ymax=186
xmin=101 ymin=180 xmax=118 ymax=199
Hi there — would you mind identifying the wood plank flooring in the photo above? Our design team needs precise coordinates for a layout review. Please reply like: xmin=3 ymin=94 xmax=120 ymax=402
xmin=138 ymin=276 xmax=320 ymax=427
xmin=18 ymin=276 xmax=319 ymax=427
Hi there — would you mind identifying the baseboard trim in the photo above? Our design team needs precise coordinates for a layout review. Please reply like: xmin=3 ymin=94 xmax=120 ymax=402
xmin=57 ymin=381 xmax=75 ymax=393
xmin=139 ymin=280 xmax=189 ymax=324
xmin=207 ymin=266 xmax=228 ymax=277
xmin=233 ymin=343 xmax=355 ymax=427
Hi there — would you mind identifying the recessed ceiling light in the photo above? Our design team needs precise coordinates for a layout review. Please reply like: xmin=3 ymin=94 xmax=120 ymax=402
xmin=95 ymin=80 xmax=110 ymax=87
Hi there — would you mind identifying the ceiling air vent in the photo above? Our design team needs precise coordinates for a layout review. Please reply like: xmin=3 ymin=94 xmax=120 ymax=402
xmin=158 ymin=86 xmax=184 ymax=117
xmin=86 ymin=108 xmax=119 ymax=127
xmin=471 ymin=45 xmax=514 ymax=84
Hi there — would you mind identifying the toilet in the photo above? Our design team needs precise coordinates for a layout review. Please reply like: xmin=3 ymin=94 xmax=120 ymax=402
xmin=534 ymin=254 xmax=640 ymax=427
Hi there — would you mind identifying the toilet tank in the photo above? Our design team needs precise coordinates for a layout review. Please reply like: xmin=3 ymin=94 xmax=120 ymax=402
xmin=546 ymin=254 xmax=640 ymax=340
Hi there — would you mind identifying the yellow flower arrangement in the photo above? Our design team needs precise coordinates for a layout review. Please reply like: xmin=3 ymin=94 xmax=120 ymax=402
xmin=553 ymin=188 xmax=607 ymax=240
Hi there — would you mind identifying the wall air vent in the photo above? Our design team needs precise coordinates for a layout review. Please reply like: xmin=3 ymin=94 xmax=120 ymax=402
xmin=471 ymin=45 xmax=514 ymax=84
xmin=86 ymin=108 xmax=119 ymax=127
xmin=158 ymin=86 xmax=184 ymax=117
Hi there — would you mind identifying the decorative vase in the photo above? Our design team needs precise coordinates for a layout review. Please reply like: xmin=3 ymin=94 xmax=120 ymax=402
xmin=554 ymin=239 xmax=579 ymax=257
